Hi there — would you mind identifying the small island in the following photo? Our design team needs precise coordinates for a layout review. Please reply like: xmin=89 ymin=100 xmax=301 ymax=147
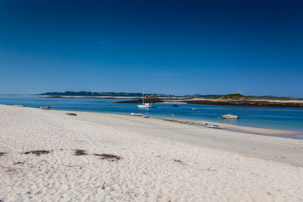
xmin=38 ymin=91 xmax=303 ymax=108
xmin=179 ymin=93 xmax=303 ymax=108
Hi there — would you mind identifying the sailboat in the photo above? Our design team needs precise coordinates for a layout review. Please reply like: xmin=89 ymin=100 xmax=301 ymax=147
xmin=137 ymin=88 xmax=152 ymax=108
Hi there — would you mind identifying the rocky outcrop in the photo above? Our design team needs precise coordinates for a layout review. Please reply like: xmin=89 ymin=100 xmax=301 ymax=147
xmin=116 ymin=95 xmax=163 ymax=104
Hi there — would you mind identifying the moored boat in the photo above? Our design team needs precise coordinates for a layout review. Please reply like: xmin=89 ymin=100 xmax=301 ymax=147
xmin=40 ymin=106 xmax=51 ymax=110
xmin=205 ymin=123 xmax=220 ymax=129
xmin=222 ymin=114 xmax=238 ymax=119
xmin=130 ymin=112 xmax=149 ymax=118
xmin=130 ymin=112 xmax=144 ymax=116
xmin=137 ymin=103 xmax=152 ymax=108
xmin=137 ymin=88 xmax=152 ymax=108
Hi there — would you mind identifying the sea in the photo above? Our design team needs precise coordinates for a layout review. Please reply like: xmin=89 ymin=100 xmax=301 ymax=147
xmin=1 ymin=96 xmax=303 ymax=133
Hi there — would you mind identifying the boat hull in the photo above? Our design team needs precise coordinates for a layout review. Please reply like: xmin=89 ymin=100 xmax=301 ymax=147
xmin=222 ymin=114 xmax=238 ymax=119
xmin=137 ymin=103 xmax=152 ymax=108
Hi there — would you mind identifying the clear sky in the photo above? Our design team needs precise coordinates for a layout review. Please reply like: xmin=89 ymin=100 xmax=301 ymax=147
xmin=0 ymin=0 xmax=302 ymax=97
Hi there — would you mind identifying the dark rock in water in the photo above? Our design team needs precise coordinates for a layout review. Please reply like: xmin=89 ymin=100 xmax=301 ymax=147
xmin=116 ymin=95 xmax=163 ymax=104
xmin=117 ymin=99 xmax=163 ymax=104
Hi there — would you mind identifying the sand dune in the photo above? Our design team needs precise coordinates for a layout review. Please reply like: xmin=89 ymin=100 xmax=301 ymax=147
xmin=0 ymin=105 xmax=303 ymax=201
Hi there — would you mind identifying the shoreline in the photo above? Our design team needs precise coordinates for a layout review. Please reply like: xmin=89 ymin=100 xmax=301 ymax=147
xmin=34 ymin=107 xmax=303 ymax=139
xmin=95 ymin=113 xmax=303 ymax=139
xmin=160 ymin=117 xmax=303 ymax=139
xmin=2 ymin=103 xmax=302 ymax=139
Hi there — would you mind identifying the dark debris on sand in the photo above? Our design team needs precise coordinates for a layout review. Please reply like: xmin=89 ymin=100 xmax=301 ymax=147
xmin=13 ymin=161 xmax=25 ymax=165
xmin=23 ymin=150 xmax=51 ymax=156
xmin=174 ymin=159 xmax=185 ymax=165
xmin=66 ymin=113 xmax=77 ymax=116
xmin=0 ymin=152 xmax=7 ymax=157
xmin=74 ymin=150 xmax=88 ymax=156
xmin=94 ymin=154 xmax=121 ymax=161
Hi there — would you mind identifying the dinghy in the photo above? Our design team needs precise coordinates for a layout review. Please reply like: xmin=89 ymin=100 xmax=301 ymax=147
xmin=222 ymin=114 xmax=238 ymax=119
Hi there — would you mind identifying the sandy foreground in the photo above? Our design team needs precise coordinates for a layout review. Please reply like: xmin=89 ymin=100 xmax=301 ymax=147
xmin=0 ymin=105 xmax=303 ymax=201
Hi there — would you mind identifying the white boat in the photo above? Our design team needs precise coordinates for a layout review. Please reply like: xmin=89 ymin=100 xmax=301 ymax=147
xmin=205 ymin=123 xmax=220 ymax=129
xmin=222 ymin=114 xmax=238 ymax=119
xmin=137 ymin=88 xmax=152 ymax=108
xmin=137 ymin=103 xmax=152 ymax=108
xmin=130 ymin=113 xmax=149 ymax=118
xmin=130 ymin=113 xmax=144 ymax=116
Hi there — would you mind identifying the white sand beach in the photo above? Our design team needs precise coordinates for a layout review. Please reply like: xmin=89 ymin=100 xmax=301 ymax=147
xmin=1 ymin=104 xmax=303 ymax=201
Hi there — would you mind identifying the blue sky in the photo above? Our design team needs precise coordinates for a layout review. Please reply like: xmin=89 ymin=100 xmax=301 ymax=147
xmin=0 ymin=0 xmax=302 ymax=97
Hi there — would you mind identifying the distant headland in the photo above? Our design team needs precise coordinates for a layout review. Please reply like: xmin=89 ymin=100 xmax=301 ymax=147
xmin=38 ymin=91 xmax=217 ymax=99
xmin=38 ymin=91 xmax=303 ymax=108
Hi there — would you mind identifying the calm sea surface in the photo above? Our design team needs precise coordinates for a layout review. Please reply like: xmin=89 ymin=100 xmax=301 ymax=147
xmin=1 ymin=96 xmax=303 ymax=132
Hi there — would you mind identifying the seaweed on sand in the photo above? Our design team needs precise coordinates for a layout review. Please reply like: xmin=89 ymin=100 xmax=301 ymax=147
xmin=174 ymin=159 xmax=185 ymax=165
xmin=94 ymin=154 xmax=121 ymax=161
xmin=23 ymin=150 xmax=50 ymax=156
xmin=66 ymin=113 xmax=77 ymax=116
xmin=74 ymin=150 xmax=88 ymax=156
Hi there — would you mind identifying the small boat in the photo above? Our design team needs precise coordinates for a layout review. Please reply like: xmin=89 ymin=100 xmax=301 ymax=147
xmin=222 ymin=114 xmax=238 ymax=119
xmin=40 ymin=106 xmax=51 ymax=110
xmin=171 ymin=104 xmax=179 ymax=107
xmin=130 ymin=113 xmax=149 ymax=118
xmin=137 ymin=88 xmax=152 ymax=108
xmin=130 ymin=113 xmax=144 ymax=116
xmin=205 ymin=123 xmax=220 ymax=129
xmin=137 ymin=103 xmax=152 ymax=108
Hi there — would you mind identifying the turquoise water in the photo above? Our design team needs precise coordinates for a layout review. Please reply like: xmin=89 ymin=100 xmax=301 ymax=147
xmin=1 ymin=96 xmax=303 ymax=132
